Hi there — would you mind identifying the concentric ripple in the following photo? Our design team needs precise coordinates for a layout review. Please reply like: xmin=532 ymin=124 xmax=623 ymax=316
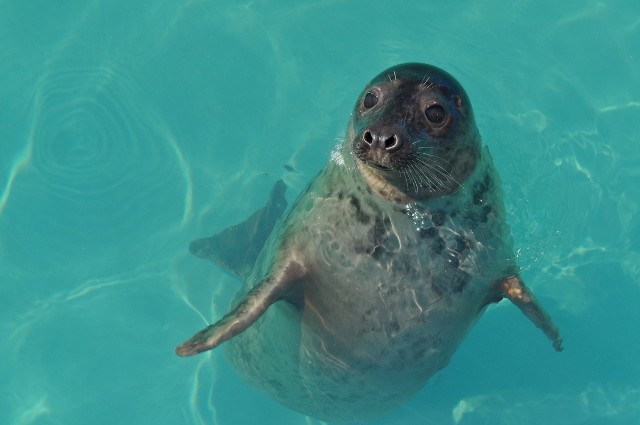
xmin=32 ymin=66 xmax=158 ymax=192
xmin=23 ymin=64 xmax=193 ymax=237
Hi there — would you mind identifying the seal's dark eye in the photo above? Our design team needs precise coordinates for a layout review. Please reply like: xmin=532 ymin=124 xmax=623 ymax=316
xmin=425 ymin=104 xmax=446 ymax=124
xmin=363 ymin=91 xmax=378 ymax=109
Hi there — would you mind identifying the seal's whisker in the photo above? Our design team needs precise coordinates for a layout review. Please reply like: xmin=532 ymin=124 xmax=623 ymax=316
xmin=414 ymin=149 xmax=455 ymax=168
xmin=409 ymin=155 xmax=463 ymax=191
xmin=413 ymin=155 xmax=458 ymax=181
xmin=426 ymin=163 xmax=462 ymax=189
xmin=418 ymin=163 xmax=446 ymax=191
xmin=427 ymin=160 xmax=462 ymax=188
xmin=407 ymin=164 xmax=420 ymax=192
xmin=414 ymin=156 xmax=455 ymax=177
xmin=412 ymin=163 xmax=436 ymax=192
xmin=430 ymin=167 xmax=451 ymax=190
xmin=400 ymin=161 xmax=428 ymax=191
xmin=411 ymin=162 xmax=438 ymax=192
xmin=406 ymin=162 xmax=436 ymax=192
xmin=400 ymin=164 xmax=412 ymax=191
xmin=401 ymin=165 xmax=410 ymax=191
xmin=413 ymin=157 xmax=452 ymax=180
xmin=419 ymin=76 xmax=432 ymax=91
xmin=409 ymin=163 xmax=424 ymax=193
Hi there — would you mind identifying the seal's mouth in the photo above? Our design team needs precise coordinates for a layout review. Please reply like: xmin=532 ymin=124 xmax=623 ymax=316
xmin=354 ymin=145 xmax=466 ymax=203
xmin=352 ymin=138 xmax=403 ymax=172
xmin=368 ymin=163 xmax=391 ymax=171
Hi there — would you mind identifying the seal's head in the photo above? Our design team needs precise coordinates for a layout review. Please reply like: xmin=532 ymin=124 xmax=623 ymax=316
xmin=350 ymin=63 xmax=480 ymax=202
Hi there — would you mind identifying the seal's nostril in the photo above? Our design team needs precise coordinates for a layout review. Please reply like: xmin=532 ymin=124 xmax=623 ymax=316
xmin=384 ymin=135 xmax=401 ymax=151
xmin=383 ymin=136 xmax=396 ymax=149
xmin=363 ymin=131 xmax=373 ymax=145
xmin=362 ymin=130 xmax=401 ymax=151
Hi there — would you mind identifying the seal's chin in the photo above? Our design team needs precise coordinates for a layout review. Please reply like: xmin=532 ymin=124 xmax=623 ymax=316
xmin=355 ymin=159 xmax=415 ymax=203
xmin=357 ymin=157 xmax=403 ymax=180
xmin=355 ymin=148 xmax=398 ymax=171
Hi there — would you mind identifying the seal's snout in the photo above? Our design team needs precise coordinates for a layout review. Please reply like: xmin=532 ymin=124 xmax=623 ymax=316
xmin=362 ymin=129 xmax=403 ymax=152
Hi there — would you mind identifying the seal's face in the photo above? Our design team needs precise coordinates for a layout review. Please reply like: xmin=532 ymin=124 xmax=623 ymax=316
xmin=350 ymin=63 xmax=480 ymax=202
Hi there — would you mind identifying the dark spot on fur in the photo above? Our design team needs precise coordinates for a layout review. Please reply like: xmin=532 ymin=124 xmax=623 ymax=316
xmin=419 ymin=226 xmax=438 ymax=239
xmin=349 ymin=195 xmax=371 ymax=224
xmin=473 ymin=190 xmax=484 ymax=205
xmin=271 ymin=380 xmax=285 ymax=391
xmin=371 ymin=245 xmax=386 ymax=260
xmin=454 ymin=272 xmax=472 ymax=294
xmin=337 ymin=191 xmax=344 ymax=200
xmin=430 ymin=236 xmax=445 ymax=254
xmin=356 ymin=244 xmax=369 ymax=255
xmin=432 ymin=284 xmax=443 ymax=299
xmin=432 ymin=211 xmax=445 ymax=226
xmin=473 ymin=173 xmax=493 ymax=205
xmin=479 ymin=204 xmax=493 ymax=222
xmin=412 ymin=347 xmax=427 ymax=361
xmin=365 ymin=198 xmax=383 ymax=215
xmin=453 ymin=235 xmax=468 ymax=252
xmin=350 ymin=195 xmax=361 ymax=209
xmin=397 ymin=348 xmax=407 ymax=361
xmin=411 ymin=338 xmax=429 ymax=360
xmin=371 ymin=218 xmax=382 ymax=242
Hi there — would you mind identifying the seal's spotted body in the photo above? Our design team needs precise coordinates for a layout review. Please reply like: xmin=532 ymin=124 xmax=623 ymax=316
xmin=177 ymin=63 xmax=562 ymax=421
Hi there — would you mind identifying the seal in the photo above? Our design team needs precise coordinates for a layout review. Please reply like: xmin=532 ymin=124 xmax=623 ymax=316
xmin=176 ymin=63 xmax=563 ymax=422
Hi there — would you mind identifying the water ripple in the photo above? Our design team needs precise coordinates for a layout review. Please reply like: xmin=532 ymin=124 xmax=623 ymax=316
xmin=0 ymin=143 xmax=31 ymax=217
xmin=9 ymin=63 xmax=194 ymax=250
xmin=6 ymin=265 xmax=166 ymax=354
xmin=30 ymin=67 xmax=127 ymax=194
xmin=452 ymin=383 xmax=640 ymax=424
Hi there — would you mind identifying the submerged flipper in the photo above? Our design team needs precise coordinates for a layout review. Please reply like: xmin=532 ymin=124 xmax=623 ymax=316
xmin=501 ymin=275 xmax=563 ymax=352
xmin=189 ymin=180 xmax=288 ymax=279
xmin=176 ymin=260 xmax=305 ymax=356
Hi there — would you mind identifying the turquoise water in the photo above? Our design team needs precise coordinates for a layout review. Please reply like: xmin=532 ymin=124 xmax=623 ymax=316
xmin=1 ymin=0 xmax=639 ymax=424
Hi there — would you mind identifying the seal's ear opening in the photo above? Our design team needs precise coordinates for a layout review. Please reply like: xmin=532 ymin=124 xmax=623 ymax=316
xmin=189 ymin=180 xmax=288 ymax=279
xmin=454 ymin=96 xmax=463 ymax=111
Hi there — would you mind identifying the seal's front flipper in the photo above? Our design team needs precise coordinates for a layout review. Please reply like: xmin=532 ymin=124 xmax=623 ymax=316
xmin=501 ymin=275 xmax=563 ymax=352
xmin=189 ymin=180 xmax=288 ymax=279
xmin=176 ymin=260 xmax=305 ymax=357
